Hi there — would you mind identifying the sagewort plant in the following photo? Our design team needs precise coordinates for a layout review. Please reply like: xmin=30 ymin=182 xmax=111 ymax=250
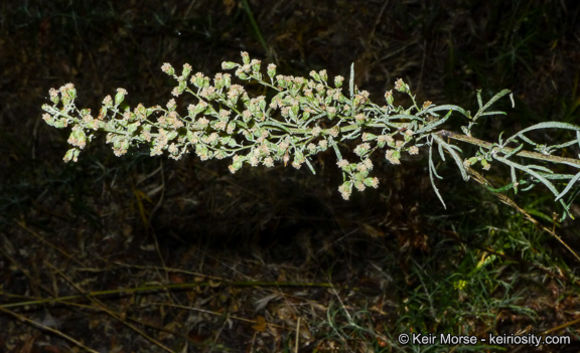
xmin=42 ymin=52 xmax=580 ymax=218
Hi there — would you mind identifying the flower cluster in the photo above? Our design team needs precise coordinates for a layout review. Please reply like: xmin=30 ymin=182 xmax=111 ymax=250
xmin=41 ymin=52 xmax=580 ymax=215
xmin=42 ymin=52 xmax=432 ymax=199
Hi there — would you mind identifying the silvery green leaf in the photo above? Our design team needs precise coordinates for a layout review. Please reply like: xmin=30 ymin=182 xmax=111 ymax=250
xmin=415 ymin=110 xmax=452 ymax=134
xmin=480 ymin=111 xmax=507 ymax=117
xmin=505 ymin=122 xmax=580 ymax=145
xmin=555 ymin=172 xmax=580 ymax=201
xmin=221 ymin=61 xmax=237 ymax=70
xmin=433 ymin=134 xmax=469 ymax=181
xmin=115 ymin=91 xmax=126 ymax=106
xmin=510 ymin=166 xmax=518 ymax=193
xmin=503 ymin=143 xmax=524 ymax=159
xmin=526 ymin=164 xmax=554 ymax=173
xmin=428 ymin=141 xmax=446 ymax=208
xmin=424 ymin=104 xmax=469 ymax=119
xmin=349 ymin=63 xmax=355 ymax=100
xmin=495 ymin=156 xmax=560 ymax=198
xmin=63 ymin=148 xmax=80 ymax=163
xmin=437 ymin=141 xmax=445 ymax=161
xmin=304 ymin=157 xmax=316 ymax=175
xmin=328 ymin=136 xmax=343 ymax=161
xmin=473 ymin=89 xmax=510 ymax=121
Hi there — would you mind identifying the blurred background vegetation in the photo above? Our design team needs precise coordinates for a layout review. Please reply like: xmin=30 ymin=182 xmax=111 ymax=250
xmin=1 ymin=0 xmax=579 ymax=352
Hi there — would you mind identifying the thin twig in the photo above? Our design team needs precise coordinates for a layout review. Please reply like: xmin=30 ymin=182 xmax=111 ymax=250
xmin=438 ymin=130 xmax=580 ymax=167
xmin=295 ymin=316 xmax=301 ymax=353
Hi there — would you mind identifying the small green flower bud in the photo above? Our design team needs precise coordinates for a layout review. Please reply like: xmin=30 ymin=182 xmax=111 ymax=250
xmin=267 ymin=63 xmax=276 ymax=80
xmin=250 ymin=59 xmax=261 ymax=74
xmin=311 ymin=126 xmax=322 ymax=137
xmin=221 ymin=61 xmax=238 ymax=70
xmin=241 ymin=51 xmax=250 ymax=65
xmin=385 ymin=149 xmax=401 ymax=165
xmin=327 ymin=106 xmax=337 ymax=119
xmin=354 ymin=143 xmax=370 ymax=156
xmin=228 ymin=157 xmax=244 ymax=173
xmin=364 ymin=177 xmax=379 ymax=188
xmin=384 ymin=90 xmax=394 ymax=105
xmin=235 ymin=69 xmax=249 ymax=80
xmin=223 ymin=73 xmax=232 ymax=88
xmin=115 ymin=88 xmax=128 ymax=106
xmin=394 ymin=78 xmax=408 ymax=93
xmin=309 ymin=70 xmax=320 ymax=81
xmin=192 ymin=72 xmax=206 ymax=88
xmin=338 ymin=181 xmax=353 ymax=200
xmin=102 ymin=95 xmax=113 ymax=108
xmin=263 ymin=157 xmax=274 ymax=167
xmin=67 ymin=126 xmax=87 ymax=149
xmin=166 ymin=98 xmax=176 ymax=111
xmin=49 ymin=88 xmax=59 ymax=104
xmin=134 ymin=104 xmax=146 ymax=118
xmin=181 ymin=63 xmax=192 ymax=80
xmin=464 ymin=157 xmax=479 ymax=167
xmin=60 ymin=83 xmax=76 ymax=102
xmin=161 ymin=63 xmax=175 ymax=76
xmin=63 ymin=148 xmax=80 ymax=163
xmin=362 ymin=132 xmax=376 ymax=141
xmin=42 ymin=113 xmax=54 ymax=126
xmin=336 ymin=159 xmax=349 ymax=169
xmin=172 ymin=80 xmax=187 ymax=97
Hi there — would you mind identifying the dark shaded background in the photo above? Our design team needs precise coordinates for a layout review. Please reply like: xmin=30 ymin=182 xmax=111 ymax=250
xmin=1 ymin=1 xmax=579 ymax=352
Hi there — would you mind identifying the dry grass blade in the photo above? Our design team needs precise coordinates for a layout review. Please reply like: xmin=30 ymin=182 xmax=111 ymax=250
xmin=0 ymin=306 xmax=100 ymax=353
xmin=0 ymin=278 xmax=334 ymax=310
xmin=45 ymin=261 xmax=177 ymax=353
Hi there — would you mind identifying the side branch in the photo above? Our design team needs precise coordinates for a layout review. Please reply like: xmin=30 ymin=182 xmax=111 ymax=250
xmin=438 ymin=130 xmax=580 ymax=168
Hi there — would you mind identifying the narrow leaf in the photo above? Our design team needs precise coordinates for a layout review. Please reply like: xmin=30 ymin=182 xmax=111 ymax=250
xmin=477 ymin=89 xmax=511 ymax=115
xmin=555 ymin=171 xmax=580 ymax=201
xmin=349 ymin=63 xmax=355 ymax=99
xmin=505 ymin=121 xmax=580 ymax=145
xmin=433 ymin=134 xmax=469 ymax=181
xmin=510 ymin=166 xmax=518 ymax=193
xmin=425 ymin=104 xmax=469 ymax=118
xmin=480 ymin=111 xmax=507 ymax=117
xmin=304 ymin=157 xmax=317 ymax=175
xmin=495 ymin=156 xmax=560 ymax=198
xmin=415 ymin=110 xmax=452 ymax=134
xmin=328 ymin=136 xmax=343 ymax=161
xmin=428 ymin=142 xmax=446 ymax=209
xmin=504 ymin=143 xmax=524 ymax=159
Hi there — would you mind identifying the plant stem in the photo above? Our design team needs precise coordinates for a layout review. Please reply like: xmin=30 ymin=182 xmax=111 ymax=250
xmin=437 ymin=130 xmax=580 ymax=167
